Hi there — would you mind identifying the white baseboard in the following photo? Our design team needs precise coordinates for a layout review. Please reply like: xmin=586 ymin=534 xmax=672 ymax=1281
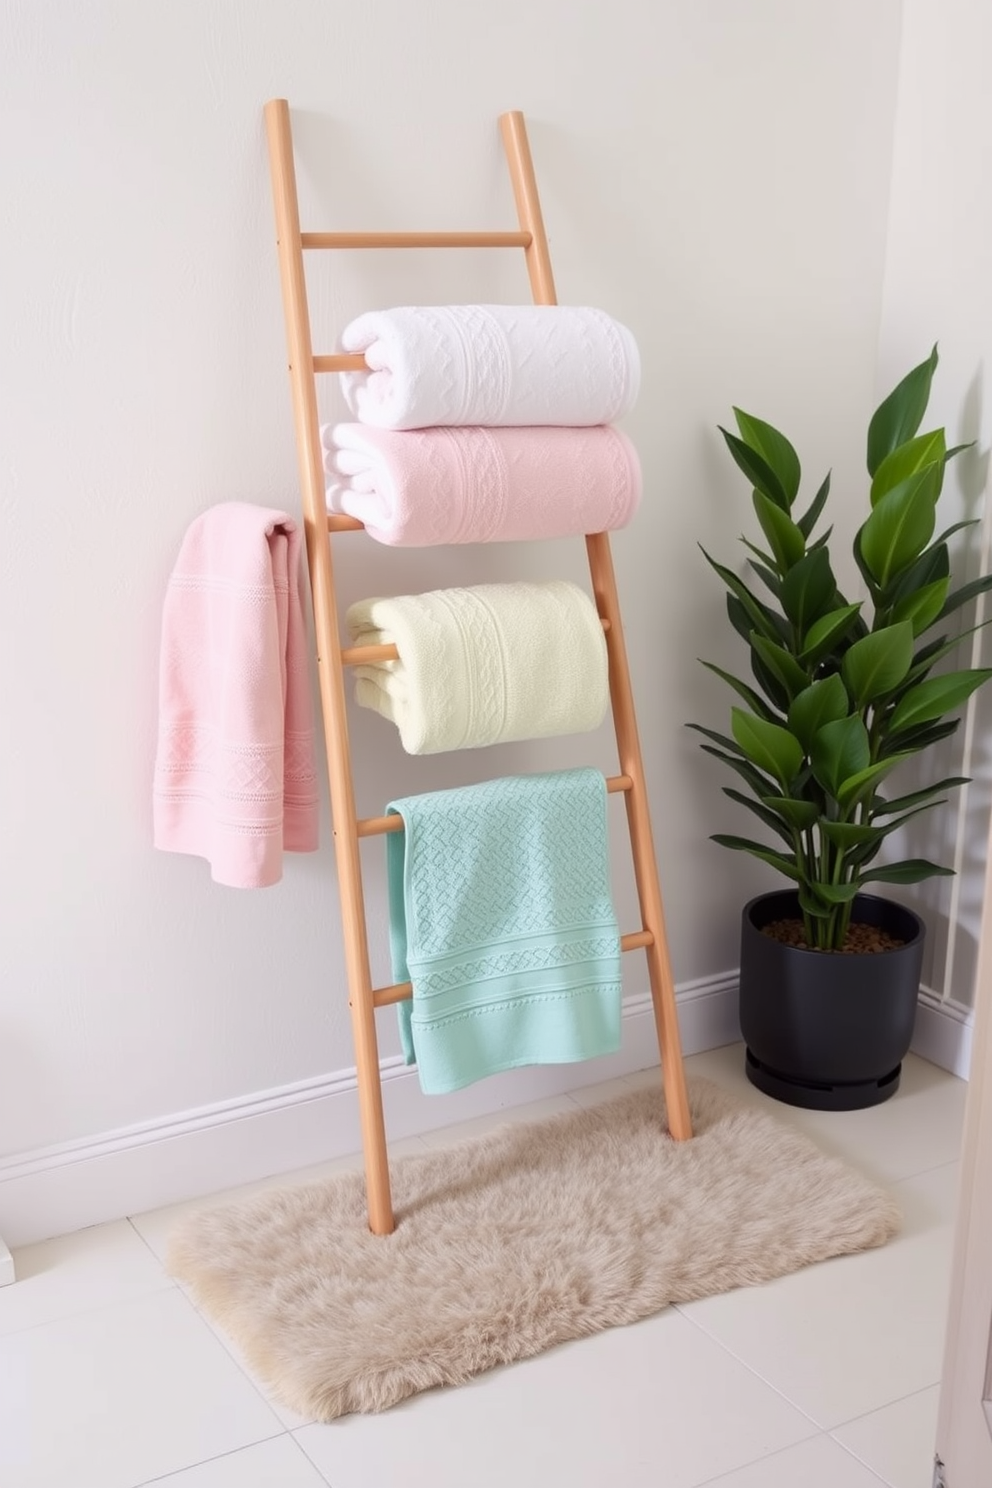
xmin=0 ymin=1236 xmax=14 ymax=1287
xmin=911 ymin=985 xmax=974 ymax=1079
xmin=0 ymin=968 xmax=967 ymax=1251
xmin=0 ymin=973 xmax=738 ymax=1250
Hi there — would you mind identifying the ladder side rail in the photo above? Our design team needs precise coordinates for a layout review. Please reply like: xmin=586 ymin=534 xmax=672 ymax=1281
xmin=264 ymin=99 xmax=394 ymax=1234
xmin=498 ymin=111 xmax=692 ymax=1140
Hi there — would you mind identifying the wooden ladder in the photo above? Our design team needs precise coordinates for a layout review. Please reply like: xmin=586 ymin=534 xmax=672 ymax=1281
xmin=263 ymin=100 xmax=692 ymax=1234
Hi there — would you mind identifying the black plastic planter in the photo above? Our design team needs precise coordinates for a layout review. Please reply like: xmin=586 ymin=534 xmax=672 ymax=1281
xmin=739 ymin=889 xmax=925 ymax=1111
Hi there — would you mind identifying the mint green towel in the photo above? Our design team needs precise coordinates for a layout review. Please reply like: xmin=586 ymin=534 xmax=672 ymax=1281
xmin=386 ymin=769 xmax=622 ymax=1094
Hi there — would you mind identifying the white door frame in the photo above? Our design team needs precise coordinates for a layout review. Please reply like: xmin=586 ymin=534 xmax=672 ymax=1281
xmin=0 ymin=1235 xmax=13 ymax=1286
xmin=935 ymin=806 xmax=992 ymax=1481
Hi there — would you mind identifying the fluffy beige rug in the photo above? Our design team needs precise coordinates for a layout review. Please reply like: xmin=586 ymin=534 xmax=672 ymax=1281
xmin=166 ymin=1077 xmax=899 ymax=1420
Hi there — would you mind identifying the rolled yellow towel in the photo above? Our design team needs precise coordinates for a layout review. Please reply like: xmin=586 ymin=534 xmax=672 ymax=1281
xmin=345 ymin=580 xmax=609 ymax=754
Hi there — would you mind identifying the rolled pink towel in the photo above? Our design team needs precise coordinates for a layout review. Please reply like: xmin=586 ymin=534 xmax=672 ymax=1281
xmin=323 ymin=423 xmax=641 ymax=546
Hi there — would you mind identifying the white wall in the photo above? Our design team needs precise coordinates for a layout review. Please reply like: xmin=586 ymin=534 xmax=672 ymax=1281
xmin=0 ymin=0 xmax=905 ymax=1234
xmin=876 ymin=0 xmax=992 ymax=1024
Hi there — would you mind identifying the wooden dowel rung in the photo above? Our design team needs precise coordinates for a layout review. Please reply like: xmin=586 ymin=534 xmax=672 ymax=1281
xmin=328 ymin=514 xmax=365 ymax=532
xmin=302 ymin=230 xmax=531 ymax=250
xmin=357 ymin=775 xmax=634 ymax=837
xmin=341 ymin=641 xmax=398 ymax=666
xmin=371 ymin=926 xmax=652 ymax=1007
xmin=314 ymin=353 xmax=368 ymax=372
xmin=342 ymin=617 xmax=611 ymax=669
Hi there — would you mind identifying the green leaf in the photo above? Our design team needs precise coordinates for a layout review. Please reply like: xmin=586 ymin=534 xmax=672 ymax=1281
xmin=890 ymin=578 xmax=950 ymax=636
xmin=710 ymin=834 xmax=803 ymax=881
xmin=750 ymin=632 xmax=809 ymax=700
xmin=866 ymin=345 xmax=939 ymax=477
xmin=869 ymin=428 xmax=946 ymax=507
xmin=733 ymin=409 xmax=801 ymax=504
xmin=796 ymin=472 xmax=830 ymax=539
xmin=939 ymin=572 xmax=992 ymax=622
xmin=836 ymin=755 xmax=913 ymax=811
xmin=820 ymin=820 xmax=879 ymax=848
xmin=932 ymin=519 xmax=978 ymax=550
xmin=726 ymin=594 xmax=753 ymax=644
xmin=860 ymin=859 xmax=955 ymax=886
xmin=901 ymin=620 xmax=992 ymax=689
xmin=876 ymin=718 xmax=961 ymax=757
xmin=746 ymin=557 xmax=783 ymax=600
xmin=787 ymin=674 xmax=851 ymax=752
xmin=719 ymin=427 xmax=789 ymax=510
xmin=889 ymin=669 xmax=992 ymax=733
xmin=731 ymin=708 xmax=804 ymax=788
xmin=841 ymin=622 xmax=915 ymax=706
xmin=810 ymin=715 xmax=870 ymax=799
xmin=752 ymin=490 xmax=806 ymax=573
xmin=698 ymin=744 xmax=779 ymax=798
xmin=808 ymin=881 xmax=861 ymax=905
xmin=798 ymin=884 xmax=833 ymax=919
xmin=759 ymin=794 xmax=820 ymax=830
xmin=872 ymin=776 xmax=970 ymax=816
xmin=799 ymin=603 xmax=864 ymax=666
xmin=701 ymin=547 xmax=782 ymax=642
xmin=686 ymin=723 xmax=744 ymax=755
xmin=722 ymin=788 xmax=795 ymax=846
xmin=885 ymin=541 xmax=950 ymax=609
xmin=750 ymin=651 xmax=791 ymax=713
xmin=780 ymin=547 xmax=837 ymax=635
xmin=858 ymin=465 xmax=940 ymax=588
xmin=852 ymin=527 xmax=885 ymax=607
xmin=699 ymin=661 xmax=778 ymax=722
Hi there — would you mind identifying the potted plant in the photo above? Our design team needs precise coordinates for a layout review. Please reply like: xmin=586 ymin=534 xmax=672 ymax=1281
xmin=691 ymin=347 xmax=992 ymax=1109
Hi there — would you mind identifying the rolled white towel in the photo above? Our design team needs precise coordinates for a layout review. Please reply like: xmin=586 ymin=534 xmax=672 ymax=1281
xmin=338 ymin=304 xmax=640 ymax=430
xmin=345 ymin=580 xmax=609 ymax=754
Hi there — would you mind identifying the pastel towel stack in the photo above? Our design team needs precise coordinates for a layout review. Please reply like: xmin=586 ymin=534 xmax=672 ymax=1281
xmin=338 ymin=304 xmax=640 ymax=430
xmin=323 ymin=423 xmax=642 ymax=545
xmin=386 ymin=769 xmax=622 ymax=1093
xmin=345 ymin=579 xmax=608 ymax=755
xmin=153 ymin=503 xmax=319 ymax=888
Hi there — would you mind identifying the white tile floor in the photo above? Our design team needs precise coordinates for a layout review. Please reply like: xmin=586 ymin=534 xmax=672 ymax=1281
xmin=0 ymin=1043 xmax=965 ymax=1488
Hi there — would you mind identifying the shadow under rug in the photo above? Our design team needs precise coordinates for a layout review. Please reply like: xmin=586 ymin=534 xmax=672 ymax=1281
xmin=166 ymin=1076 xmax=900 ymax=1420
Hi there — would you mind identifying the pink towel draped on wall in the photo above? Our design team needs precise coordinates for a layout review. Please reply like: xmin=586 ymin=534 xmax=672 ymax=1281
xmin=153 ymin=502 xmax=319 ymax=888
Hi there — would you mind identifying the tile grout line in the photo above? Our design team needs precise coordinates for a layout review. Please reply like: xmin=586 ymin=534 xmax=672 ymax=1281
xmin=689 ymin=1429 xmax=894 ymax=1488
xmin=131 ymin=1431 xmax=297 ymax=1487
xmin=826 ymin=1379 xmax=941 ymax=1432
xmin=671 ymin=1298 xmax=828 ymax=1431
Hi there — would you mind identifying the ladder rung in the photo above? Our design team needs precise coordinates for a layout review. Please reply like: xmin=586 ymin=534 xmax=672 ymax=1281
xmin=328 ymin=514 xmax=365 ymax=532
xmin=314 ymin=353 xmax=369 ymax=373
xmin=357 ymin=775 xmax=634 ymax=837
xmin=342 ymin=617 xmax=611 ymax=669
xmin=371 ymin=927 xmax=654 ymax=1007
xmin=302 ymin=230 xmax=531 ymax=250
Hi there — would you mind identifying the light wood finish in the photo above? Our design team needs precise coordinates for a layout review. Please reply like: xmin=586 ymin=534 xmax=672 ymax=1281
xmin=263 ymin=99 xmax=693 ymax=1233
xmin=314 ymin=353 xmax=370 ymax=373
xmin=264 ymin=98 xmax=393 ymax=1235
xmin=303 ymin=230 xmax=531 ymax=250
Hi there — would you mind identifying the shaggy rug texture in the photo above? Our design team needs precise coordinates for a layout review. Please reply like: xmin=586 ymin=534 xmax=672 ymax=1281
xmin=166 ymin=1077 xmax=900 ymax=1420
